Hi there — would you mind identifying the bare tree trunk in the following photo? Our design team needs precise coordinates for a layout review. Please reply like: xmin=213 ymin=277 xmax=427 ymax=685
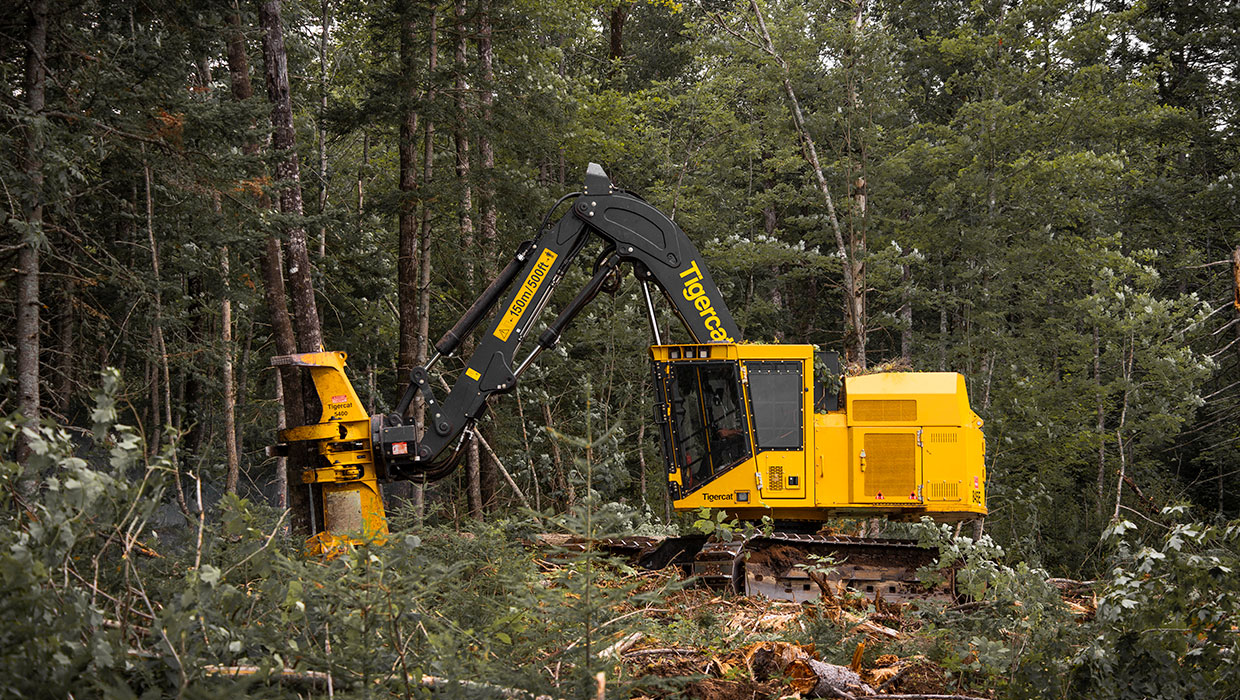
xmin=476 ymin=0 xmax=497 ymax=277
xmin=317 ymin=0 xmax=330 ymax=259
xmin=228 ymin=4 xmax=298 ymax=513
xmin=543 ymin=403 xmax=574 ymax=507
xmin=223 ymin=247 xmax=240 ymax=494
xmin=745 ymin=0 xmax=865 ymax=367
xmin=262 ymin=239 xmax=303 ymax=511
xmin=475 ymin=0 xmax=500 ymax=505
xmin=453 ymin=0 xmax=484 ymax=518
xmin=397 ymin=1 xmax=421 ymax=397
xmin=274 ymin=369 xmax=288 ymax=509
xmin=144 ymin=158 xmax=192 ymax=518
xmin=226 ymin=5 xmax=253 ymax=104
xmin=938 ymin=264 xmax=948 ymax=371
xmin=637 ymin=422 xmax=647 ymax=503
xmin=1112 ymin=332 xmax=1133 ymax=521
xmin=147 ymin=350 xmax=160 ymax=457
xmin=900 ymin=263 xmax=912 ymax=362
xmin=15 ymin=0 xmax=47 ymax=472
xmin=259 ymin=0 xmax=323 ymax=354
xmin=414 ymin=3 xmax=438 ymax=426
xmin=260 ymin=0 xmax=322 ymax=533
xmin=1232 ymin=245 xmax=1239 ymax=312
xmin=1094 ymin=324 xmax=1105 ymax=518
xmin=358 ymin=130 xmax=367 ymax=221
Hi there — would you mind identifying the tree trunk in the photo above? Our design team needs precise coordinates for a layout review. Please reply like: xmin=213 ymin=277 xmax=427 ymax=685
xmin=414 ymin=3 xmax=438 ymax=430
xmin=476 ymin=0 xmax=500 ymax=504
xmin=638 ymin=421 xmax=647 ymax=503
xmin=55 ymin=279 xmax=76 ymax=417
xmin=229 ymin=4 xmax=298 ymax=513
xmin=15 ymin=0 xmax=48 ymax=472
xmin=476 ymin=0 xmax=498 ymax=278
xmin=226 ymin=6 xmax=253 ymax=102
xmin=145 ymin=158 xmax=192 ymax=518
xmin=274 ymin=369 xmax=289 ymax=509
xmin=608 ymin=4 xmax=627 ymax=63
xmin=900 ymin=263 xmax=912 ymax=362
xmin=1094 ymin=324 xmax=1105 ymax=518
xmin=223 ymin=247 xmax=240 ymax=494
xmin=746 ymin=0 xmax=865 ymax=367
xmin=260 ymin=0 xmax=321 ymax=533
xmin=261 ymin=238 xmax=303 ymax=513
xmin=454 ymin=0 xmax=484 ymax=518
xmin=358 ymin=130 xmax=368 ymax=224
xmin=259 ymin=0 xmax=323 ymax=354
xmin=318 ymin=0 xmax=330 ymax=259
xmin=1112 ymin=332 xmax=1133 ymax=521
xmin=397 ymin=0 xmax=421 ymax=396
xmin=543 ymin=403 xmax=574 ymax=507
xmin=182 ymin=275 xmax=206 ymax=456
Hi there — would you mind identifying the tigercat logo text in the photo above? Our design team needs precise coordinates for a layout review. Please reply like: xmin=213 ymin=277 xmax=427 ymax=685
xmin=704 ymin=493 xmax=732 ymax=503
xmin=494 ymin=248 xmax=558 ymax=341
xmin=680 ymin=261 xmax=734 ymax=342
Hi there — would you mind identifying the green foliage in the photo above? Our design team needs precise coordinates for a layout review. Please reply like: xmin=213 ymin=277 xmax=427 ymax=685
xmin=0 ymin=368 xmax=693 ymax=696
xmin=2 ymin=1 xmax=1238 ymax=693
xmin=0 ymin=368 xmax=168 ymax=696
xmin=691 ymin=507 xmax=772 ymax=541
xmin=914 ymin=519 xmax=1082 ymax=696
xmin=1066 ymin=510 xmax=1240 ymax=699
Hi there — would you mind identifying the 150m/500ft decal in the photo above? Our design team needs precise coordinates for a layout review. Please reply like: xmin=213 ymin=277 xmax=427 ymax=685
xmin=494 ymin=248 xmax=558 ymax=341
xmin=680 ymin=261 xmax=735 ymax=342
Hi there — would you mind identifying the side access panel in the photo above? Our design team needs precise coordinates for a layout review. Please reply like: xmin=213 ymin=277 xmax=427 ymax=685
xmin=755 ymin=450 xmax=807 ymax=499
xmin=850 ymin=428 xmax=923 ymax=505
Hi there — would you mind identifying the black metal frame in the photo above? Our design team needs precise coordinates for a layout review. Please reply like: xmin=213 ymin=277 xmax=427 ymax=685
xmin=660 ymin=360 xmax=753 ymax=495
xmin=374 ymin=163 xmax=743 ymax=481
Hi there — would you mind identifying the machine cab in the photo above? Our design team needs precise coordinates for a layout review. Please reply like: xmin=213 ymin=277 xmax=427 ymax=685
xmin=651 ymin=343 xmax=820 ymax=509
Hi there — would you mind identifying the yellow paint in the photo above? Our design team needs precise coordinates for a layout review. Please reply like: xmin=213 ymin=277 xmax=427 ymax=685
xmin=493 ymin=248 xmax=558 ymax=341
xmin=663 ymin=343 xmax=987 ymax=524
xmin=273 ymin=351 xmax=388 ymax=550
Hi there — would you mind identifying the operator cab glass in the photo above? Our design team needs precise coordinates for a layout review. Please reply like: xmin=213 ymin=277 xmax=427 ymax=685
xmin=745 ymin=361 xmax=804 ymax=450
xmin=667 ymin=362 xmax=750 ymax=492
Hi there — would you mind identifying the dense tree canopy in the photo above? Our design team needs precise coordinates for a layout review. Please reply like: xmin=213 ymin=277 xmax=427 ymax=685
xmin=2 ymin=0 xmax=1236 ymax=573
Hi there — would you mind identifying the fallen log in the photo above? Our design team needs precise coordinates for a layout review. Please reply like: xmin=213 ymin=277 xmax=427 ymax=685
xmin=842 ymin=610 xmax=902 ymax=639
xmin=788 ymin=658 xmax=875 ymax=698
xmin=597 ymin=631 xmax=644 ymax=659
xmin=420 ymin=674 xmax=556 ymax=699
xmin=1046 ymin=578 xmax=1096 ymax=592
xmin=202 ymin=665 xmax=330 ymax=688
xmin=622 ymin=647 xmax=702 ymax=658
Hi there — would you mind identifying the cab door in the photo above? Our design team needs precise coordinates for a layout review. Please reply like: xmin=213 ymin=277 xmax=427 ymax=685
xmin=744 ymin=361 xmax=808 ymax=500
xmin=850 ymin=428 xmax=923 ymax=505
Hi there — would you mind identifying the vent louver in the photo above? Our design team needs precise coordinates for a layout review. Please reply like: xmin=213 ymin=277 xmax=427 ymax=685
xmin=853 ymin=400 xmax=917 ymax=422
xmin=863 ymin=433 xmax=916 ymax=498
xmin=768 ymin=464 xmax=784 ymax=491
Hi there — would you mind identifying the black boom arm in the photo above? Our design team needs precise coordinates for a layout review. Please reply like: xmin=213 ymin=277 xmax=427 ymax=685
xmin=373 ymin=163 xmax=741 ymax=481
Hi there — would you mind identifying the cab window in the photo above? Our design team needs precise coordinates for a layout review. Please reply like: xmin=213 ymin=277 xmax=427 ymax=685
xmin=745 ymin=361 xmax=803 ymax=451
xmin=668 ymin=362 xmax=751 ymax=492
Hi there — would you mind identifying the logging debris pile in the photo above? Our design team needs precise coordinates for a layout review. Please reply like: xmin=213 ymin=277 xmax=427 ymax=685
xmin=555 ymin=563 xmax=1101 ymax=700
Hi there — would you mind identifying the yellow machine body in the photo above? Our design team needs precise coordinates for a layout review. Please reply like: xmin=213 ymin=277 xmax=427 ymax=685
xmin=272 ymin=351 xmax=388 ymax=555
xmin=652 ymin=343 xmax=986 ymax=523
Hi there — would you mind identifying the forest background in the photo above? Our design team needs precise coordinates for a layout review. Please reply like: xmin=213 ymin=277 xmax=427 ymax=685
xmin=0 ymin=0 xmax=1238 ymax=696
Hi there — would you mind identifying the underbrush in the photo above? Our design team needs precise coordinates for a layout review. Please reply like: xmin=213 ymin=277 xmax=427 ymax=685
xmin=1 ymin=371 xmax=1236 ymax=699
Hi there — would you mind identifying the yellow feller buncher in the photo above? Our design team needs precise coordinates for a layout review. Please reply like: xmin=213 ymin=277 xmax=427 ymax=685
xmin=272 ymin=164 xmax=986 ymax=600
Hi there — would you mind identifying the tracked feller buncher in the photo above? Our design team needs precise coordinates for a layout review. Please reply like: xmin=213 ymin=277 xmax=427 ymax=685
xmin=271 ymin=164 xmax=986 ymax=601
